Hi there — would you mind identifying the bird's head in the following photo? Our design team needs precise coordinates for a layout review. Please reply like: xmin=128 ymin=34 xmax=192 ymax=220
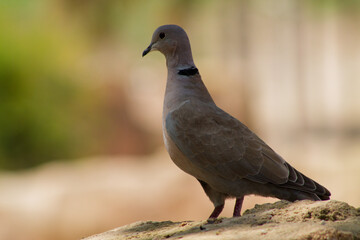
xmin=142 ymin=25 xmax=193 ymax=65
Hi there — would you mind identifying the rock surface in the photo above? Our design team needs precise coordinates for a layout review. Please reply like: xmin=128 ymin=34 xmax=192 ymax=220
xmin=83 ymin=200 xmax=360 ymax=240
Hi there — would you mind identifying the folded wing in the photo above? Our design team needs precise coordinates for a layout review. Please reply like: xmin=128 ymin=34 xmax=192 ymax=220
xmin=165 ymin=100 xmax=330 ymax=199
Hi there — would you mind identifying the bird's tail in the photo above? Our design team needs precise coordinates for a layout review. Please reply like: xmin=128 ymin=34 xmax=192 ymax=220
xmin=279 ymin=163 xmax=331 ymax=201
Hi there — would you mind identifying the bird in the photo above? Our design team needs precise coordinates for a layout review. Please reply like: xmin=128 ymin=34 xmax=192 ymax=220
xmin=142 ymin=24 xmax=330 ymax=220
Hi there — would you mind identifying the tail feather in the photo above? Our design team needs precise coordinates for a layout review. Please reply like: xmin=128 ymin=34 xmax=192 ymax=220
xmin=280 ymin=163 xmax=331 ymax=200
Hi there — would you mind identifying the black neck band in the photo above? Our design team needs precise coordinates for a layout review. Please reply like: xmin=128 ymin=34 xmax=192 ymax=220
xmin=178 ymin=67 xmax=199 ymax=76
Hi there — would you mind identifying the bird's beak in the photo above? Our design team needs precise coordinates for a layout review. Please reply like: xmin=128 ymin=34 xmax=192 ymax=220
xmin=142 ymin=43 xmax=153 ymax=57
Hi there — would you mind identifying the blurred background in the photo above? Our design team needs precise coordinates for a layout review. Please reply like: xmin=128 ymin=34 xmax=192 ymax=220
xmin=0 ymin=0 xmax=359 ymax=239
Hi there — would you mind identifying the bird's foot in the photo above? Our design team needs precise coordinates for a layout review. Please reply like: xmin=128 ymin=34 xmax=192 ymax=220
xmin=208 ymin=204 xmax=224 ymax=219
xmin=206 ymin=218 xmax=223 ymax=224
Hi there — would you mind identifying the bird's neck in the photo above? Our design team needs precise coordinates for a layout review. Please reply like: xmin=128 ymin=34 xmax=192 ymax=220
xmin=166 ymin=41 xmax=195 ymax=69
xmin=163 ymin=66 xmax=214 ymax=119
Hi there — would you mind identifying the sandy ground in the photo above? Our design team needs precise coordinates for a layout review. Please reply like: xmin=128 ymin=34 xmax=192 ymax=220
xmin=83 ymin=200 xmax=360 ymax=240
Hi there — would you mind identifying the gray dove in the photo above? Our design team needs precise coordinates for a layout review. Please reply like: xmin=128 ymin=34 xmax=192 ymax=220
xmin=142 ymin=24 xmax=331 ymax=220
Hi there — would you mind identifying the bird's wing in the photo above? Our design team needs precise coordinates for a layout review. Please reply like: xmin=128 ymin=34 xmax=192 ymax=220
xmin=165 ymin=100 xmax=290 ymax=184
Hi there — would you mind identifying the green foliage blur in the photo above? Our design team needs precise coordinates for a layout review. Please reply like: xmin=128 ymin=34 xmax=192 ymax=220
xmin=0 ymin=0 xmax=139 ymax=170
xmin=0 ymin=1 xmax=88 ymax=169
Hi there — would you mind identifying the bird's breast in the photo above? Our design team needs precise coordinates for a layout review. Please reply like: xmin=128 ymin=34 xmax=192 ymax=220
xmin=162 ymin=121 xmax=204 ymax=179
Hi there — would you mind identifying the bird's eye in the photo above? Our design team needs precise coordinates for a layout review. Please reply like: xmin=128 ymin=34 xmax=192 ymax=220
xmin=159 ymin=32 xmax=165 ymax=39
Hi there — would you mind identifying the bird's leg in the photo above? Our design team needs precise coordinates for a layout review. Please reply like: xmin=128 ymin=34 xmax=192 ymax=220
xmin=208 ymin=204 xmax=224 ymax=219
xmin=233 ymin=197 xmax=244 ymax=217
